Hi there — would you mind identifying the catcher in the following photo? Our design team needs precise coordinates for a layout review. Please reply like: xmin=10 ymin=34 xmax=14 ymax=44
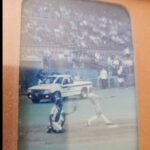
xmin=47 ymin=95 xmax=76 ymax=133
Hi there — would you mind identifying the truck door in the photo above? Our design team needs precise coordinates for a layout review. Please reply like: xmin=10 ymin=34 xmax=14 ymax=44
xmin=61 ymin=78 xmax=73 ymax=97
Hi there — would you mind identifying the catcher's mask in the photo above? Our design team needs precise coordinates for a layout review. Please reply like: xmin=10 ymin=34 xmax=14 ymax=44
xmin=54 ymin=94 xmax=62 ymax=108
xmin=55 ymin=99 xmax=62 ymax=108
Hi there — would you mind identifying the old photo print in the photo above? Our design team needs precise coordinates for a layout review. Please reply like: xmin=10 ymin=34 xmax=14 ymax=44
xmin=19 ymin=0 xmax=138 ymax=150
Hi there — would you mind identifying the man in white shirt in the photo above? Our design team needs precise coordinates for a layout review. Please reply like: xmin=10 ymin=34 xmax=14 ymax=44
xmin=113 ymin=56 xmax=120 ymax=69
xmin=99 ymin=68 xmax=108 ymax=89
xmin=117 ymin=65 xmax=125 ymax=87
xmin=124 ymin=48 xmax=131 ymax=57
xmin=74 ymin=72 xmax=81 ymax=81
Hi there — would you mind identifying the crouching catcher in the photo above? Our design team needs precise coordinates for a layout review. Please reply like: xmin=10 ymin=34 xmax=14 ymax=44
xmin=47 ymin=95 xmax=76 ymax=133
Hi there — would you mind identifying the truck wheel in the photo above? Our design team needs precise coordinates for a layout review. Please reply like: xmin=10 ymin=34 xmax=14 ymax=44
xmin=80 ymin=88 xmax=88 ymax=99
xmin=32 ymin=98 xmax=40 ymax=104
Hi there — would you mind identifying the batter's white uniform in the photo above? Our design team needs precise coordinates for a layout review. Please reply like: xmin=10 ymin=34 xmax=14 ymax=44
xmin=87 ymin=92 xmax=113 ymax=126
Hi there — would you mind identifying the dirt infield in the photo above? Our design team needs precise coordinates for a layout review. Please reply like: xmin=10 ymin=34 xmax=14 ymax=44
xmin=18 ymin=88 xmax=138 ymax=149
xmin=19 ymin=118 xmax=137 ymax=147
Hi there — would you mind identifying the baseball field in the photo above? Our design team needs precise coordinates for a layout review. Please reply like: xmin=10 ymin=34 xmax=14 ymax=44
xmin=18 ymin=87 xmax=138 ymax=150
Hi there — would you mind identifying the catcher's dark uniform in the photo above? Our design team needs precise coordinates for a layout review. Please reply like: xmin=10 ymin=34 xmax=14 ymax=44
xmin=47 ymin=99 xmax=65 ymax=133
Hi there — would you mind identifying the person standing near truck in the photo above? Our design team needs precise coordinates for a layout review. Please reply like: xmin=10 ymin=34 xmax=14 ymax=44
xmin=99 ymin=68 xmax=108 ymax=89
xmin=36 ymin=69 xmax=48 ymax=85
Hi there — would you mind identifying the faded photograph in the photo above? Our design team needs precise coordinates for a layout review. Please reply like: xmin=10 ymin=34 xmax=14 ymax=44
xmin=19 ymin=0 xmax=138 ymax=150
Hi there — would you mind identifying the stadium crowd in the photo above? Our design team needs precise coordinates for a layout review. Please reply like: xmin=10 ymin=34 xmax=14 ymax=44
xmin=41 ymin=47 xmax=134 ymax=89
xmin=20 ymin=0 xmax=135 ymax=93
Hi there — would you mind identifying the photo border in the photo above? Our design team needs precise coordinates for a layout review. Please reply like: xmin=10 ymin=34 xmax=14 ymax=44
xmin=3 ymin=0 xmax=150 ymax=150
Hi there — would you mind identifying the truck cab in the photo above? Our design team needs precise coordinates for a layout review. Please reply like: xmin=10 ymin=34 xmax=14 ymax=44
xmin=27 ymin=74 xmax=92 ymax=103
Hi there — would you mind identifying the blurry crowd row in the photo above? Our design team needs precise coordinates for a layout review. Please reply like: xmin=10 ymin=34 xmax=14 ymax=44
xmin=41 ymin=48 xmax=134 ymax=74
xmin=21 ymin=0 xmax=132 ymax=50
xmin=20 ymin=49 xmax=134 ymax=94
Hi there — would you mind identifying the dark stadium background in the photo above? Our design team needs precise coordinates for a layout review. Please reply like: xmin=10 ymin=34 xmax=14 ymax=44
xmin=20 ymin=0 xmax=135 ymax=93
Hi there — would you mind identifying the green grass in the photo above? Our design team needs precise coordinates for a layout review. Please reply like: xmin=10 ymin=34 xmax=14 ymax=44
xmin=19 ymin=87 xmax=138 ymax=127
xmin=19 ymin=139 xmax=138 ymax=150
xmin=18 ymin=87 xmax=138 ymax=150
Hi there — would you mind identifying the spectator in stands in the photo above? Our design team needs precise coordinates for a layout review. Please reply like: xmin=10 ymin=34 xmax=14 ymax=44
xmin=107 ymin=56 xmax=113 ymax=75
xmin=74 ymin=72 xmax=81 ymax=81
xmin=123 ymin=57 xmax=133 ymax=67
xmin=124 ymin=48 xmax=131 ymax=58
xmin=122 ymin=54 xmax=133 ymax=87
xmin=123 ymin=53 xmax=133 ymax=75
xmin=99 ymin=68 xmax=108 ymax=89
xmin=95 ymin=52 xmax=101 ymax=63
xmin=112 ymin=56 xmax=121 ymax=75
xmin=113 ymin=56 xmax=120 ymax=68
xmin=43 ymin=49 xmax=51 ymax=69
xmin=117 ymin=63 xmax=125 ymax=87
xmin=107 ymin=56 xmax=113 ymax=66
xmin=36 ymin=69 xmax=48 ymax=84
xmin=65 ymin=71 xmax=71 ymax=75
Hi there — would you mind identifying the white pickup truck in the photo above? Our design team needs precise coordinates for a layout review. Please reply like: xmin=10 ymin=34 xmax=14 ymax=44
xmin=27 ymin=74 xmax=92 ymax=103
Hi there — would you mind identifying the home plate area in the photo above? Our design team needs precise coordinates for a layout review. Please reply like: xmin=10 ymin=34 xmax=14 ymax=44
xmin=19 ymin=118 xmax=137 ymax=146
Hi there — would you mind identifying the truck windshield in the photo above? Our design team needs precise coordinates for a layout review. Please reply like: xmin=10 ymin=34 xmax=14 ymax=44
xmin=44 ymin=77 xmax=56 ymax=84
xmin=55 ymin=77 xmax=63 ymax=84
